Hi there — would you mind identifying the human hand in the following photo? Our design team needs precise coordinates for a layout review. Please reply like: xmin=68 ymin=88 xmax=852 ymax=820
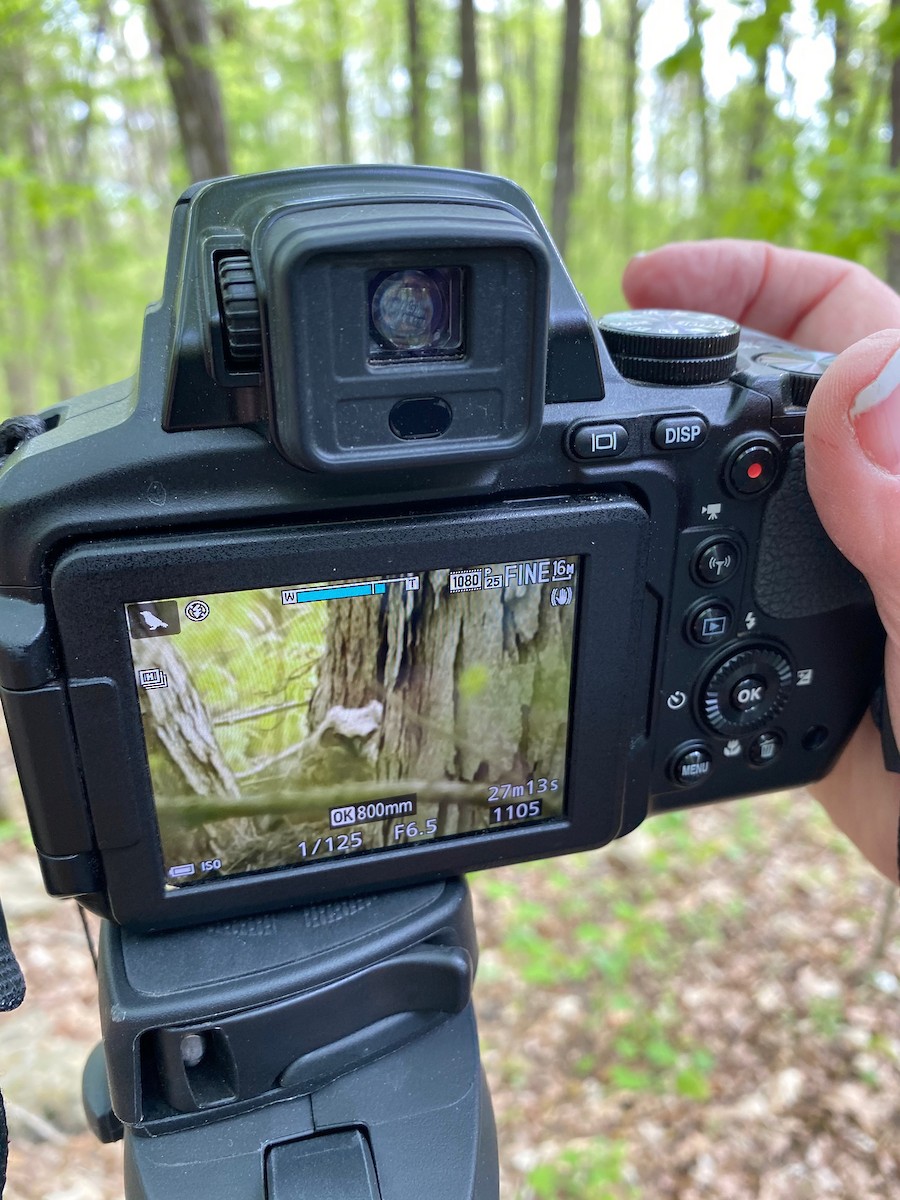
xmin=623 ymin=242 xmax=900 ymax=881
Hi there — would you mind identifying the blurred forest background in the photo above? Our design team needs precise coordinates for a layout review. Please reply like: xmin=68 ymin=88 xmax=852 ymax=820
xmin=3 ymin=2 xmax=900 ymax=1198
xmin=2 ymin=0 xmax=900 ymax=415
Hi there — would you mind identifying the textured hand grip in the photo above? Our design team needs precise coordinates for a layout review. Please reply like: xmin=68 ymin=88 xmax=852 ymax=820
xmin=754 ymin=443 xmax=870 ymax=618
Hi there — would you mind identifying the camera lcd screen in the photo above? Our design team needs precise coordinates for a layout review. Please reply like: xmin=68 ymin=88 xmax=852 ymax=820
xmin=125 ymin=556 xmax=580 ymax=889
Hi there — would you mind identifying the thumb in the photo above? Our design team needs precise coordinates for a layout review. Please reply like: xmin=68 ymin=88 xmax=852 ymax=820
xmin=805 ymin=329 xmax=900 ymax=739
xmin=804 ymin=330 xmax=900 ymax=878
xmin=806 ymin=329 xmax=900 ymax=631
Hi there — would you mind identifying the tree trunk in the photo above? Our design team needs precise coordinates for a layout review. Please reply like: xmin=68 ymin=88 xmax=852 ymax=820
xmin=493 ymin=0 xmax=517 ymax=172
xmin=889 ymin=0 xmax=900 ymax=291
xmin=145 ymin=0 xmax=232 ymax=182
xmin=459 ymin=0 xmax=483 ymax=171
xmin=621 ymin=0 xmax=642 ymax=249
xmin=552 ymin=0 xmax=583 ymax=256
xmin=525 ymin=0 xmax=540 ymax=187
xmin=744 ymin=45 xmax=770 ymax=185
xmin=687 ymin=0 xmax=710 ymax=198
xmin=406 ymin=0 xmax=429 ymax=162
xmin=326 ymin=0 xmax=353 ymax=163
xmin=828 ymin=6 xmax=852 ymax=135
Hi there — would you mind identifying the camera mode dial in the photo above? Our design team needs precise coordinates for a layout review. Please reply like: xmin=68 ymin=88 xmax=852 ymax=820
xmin=700 ymin=645 xmax=793 ymax=736
xmin=598 ymin=309 xmax=740 ymax=385
xmin=216 ymin=253 xmax=263 ymax=368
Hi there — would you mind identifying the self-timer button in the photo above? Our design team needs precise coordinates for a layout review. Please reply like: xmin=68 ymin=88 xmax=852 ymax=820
xmin=724 ymin=441 xmax=780 ymax=497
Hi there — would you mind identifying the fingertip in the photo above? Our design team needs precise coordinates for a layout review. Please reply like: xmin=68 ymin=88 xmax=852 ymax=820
xmin=621 ymin=243 xmax=696 ymax=308
xmin=621 ymin=249 xmax=657 ymax=306
xmin=621 ymin=240 xmax=768 ymax=320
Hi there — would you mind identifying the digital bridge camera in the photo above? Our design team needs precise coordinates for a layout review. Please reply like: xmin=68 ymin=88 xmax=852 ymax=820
xmin=0 ymin=166 xmax=887 ymax=1199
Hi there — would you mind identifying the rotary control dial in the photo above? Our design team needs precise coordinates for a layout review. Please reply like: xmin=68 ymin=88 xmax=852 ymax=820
xmin=216 ymin=253 xmax=263 ymax=368
xmin=753 ymin=348 xmax=836 ymax=406
xmin=598 ymin=309 xmax=740 ymax=385
xmin=701 ymin=645 xmax=794 ymax=736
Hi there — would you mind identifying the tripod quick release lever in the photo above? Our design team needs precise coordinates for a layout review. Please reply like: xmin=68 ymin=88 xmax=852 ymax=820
xmin=153 ymin=943 xmax=472 ymax=1114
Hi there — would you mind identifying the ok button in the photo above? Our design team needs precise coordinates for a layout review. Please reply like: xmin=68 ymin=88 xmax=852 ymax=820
xmin=731 ymin=676 xmax=768 ymax=713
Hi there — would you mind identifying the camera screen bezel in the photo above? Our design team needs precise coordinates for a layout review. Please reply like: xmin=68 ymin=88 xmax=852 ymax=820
xmin=50 ymin=496 xmax=649 ymax=930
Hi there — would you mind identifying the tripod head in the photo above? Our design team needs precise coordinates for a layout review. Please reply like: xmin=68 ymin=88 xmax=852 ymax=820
xmin=84 ymin=879 xmax=497 ymax=1199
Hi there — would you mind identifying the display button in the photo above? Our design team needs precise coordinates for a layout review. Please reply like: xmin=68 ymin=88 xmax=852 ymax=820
xmin=689 ymin=603 xmax=732 ymax=646
xmin=748 ymin=730 xmax=783 ymax=765
xmin=725 ymin=441 xmax=779 ymax=496
xmin=670 ymin=744 xmax=714 ymax=788
xmin=693 ymin=539 xmax=740 ymax=585
xmin=569 ymin=422 xmax=629 ymax=460
xmin=730 ymin=675 xmax=768 ymax=713
xmin=652 ymin=415 xmax=708 ymax=451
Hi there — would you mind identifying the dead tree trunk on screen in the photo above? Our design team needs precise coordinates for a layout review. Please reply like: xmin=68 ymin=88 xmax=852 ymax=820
xmin=309 ymin=576 xmax=575 ymax=843
xmin=133 ymin=638 xmax=239 ymax=799
xmin=133 ymin=637 xmax=263 ymax=868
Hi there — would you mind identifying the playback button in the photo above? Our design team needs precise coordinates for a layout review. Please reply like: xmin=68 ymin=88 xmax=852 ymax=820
xmin=568 ymin=422 xmax=629 ymax=460
xmin=687 ymin=601 xmax=733 ymax=646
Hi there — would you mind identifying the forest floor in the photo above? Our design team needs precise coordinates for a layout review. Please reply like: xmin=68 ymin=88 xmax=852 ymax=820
xmin=1 ymin=725 xmax=899 ymax=1199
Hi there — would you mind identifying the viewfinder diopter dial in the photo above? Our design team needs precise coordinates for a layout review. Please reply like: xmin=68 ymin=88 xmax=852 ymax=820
xmin=598 ymin=309 xmax=740 ymax=385
xmin=216 ymin=253 xmax=263 ymax=368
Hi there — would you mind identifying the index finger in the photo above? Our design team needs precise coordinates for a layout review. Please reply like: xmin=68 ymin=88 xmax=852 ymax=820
xmin=622 ymin=240 xmax=900 ymax=352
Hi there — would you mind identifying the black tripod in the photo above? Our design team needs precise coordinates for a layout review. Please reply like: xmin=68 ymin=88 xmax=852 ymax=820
xmin=82 ymin=879 xmax=498 ymax=1199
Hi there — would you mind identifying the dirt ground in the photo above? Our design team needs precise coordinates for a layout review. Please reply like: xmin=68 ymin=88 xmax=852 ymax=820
xmin=0 ymin=722 xmax=899 ymax=1199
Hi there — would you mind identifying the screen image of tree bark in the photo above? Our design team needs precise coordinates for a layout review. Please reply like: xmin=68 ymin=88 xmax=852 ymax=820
xmin=135 ymin=567 xmax=577 ymax=880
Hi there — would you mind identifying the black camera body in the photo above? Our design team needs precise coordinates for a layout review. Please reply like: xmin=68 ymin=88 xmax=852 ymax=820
xmin=0 ymin=166 xmax=884 ymax=931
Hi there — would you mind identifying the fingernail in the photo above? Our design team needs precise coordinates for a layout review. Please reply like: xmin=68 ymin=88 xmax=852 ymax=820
xmin=850 ymin=348 xmax=900 ymax=474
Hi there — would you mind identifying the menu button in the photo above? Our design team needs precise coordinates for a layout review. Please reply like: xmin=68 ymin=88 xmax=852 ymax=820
xmin=670 ymin=743 xmax=714 ymax=788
